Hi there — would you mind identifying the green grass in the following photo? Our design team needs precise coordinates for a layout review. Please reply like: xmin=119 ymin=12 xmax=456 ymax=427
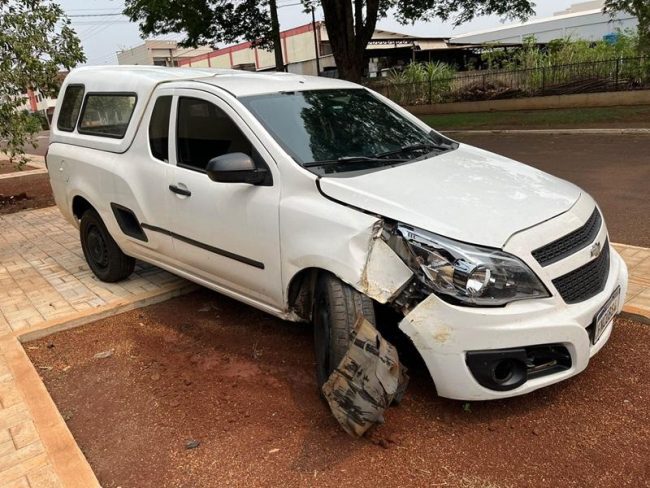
xmin=419 ymin=105 xmax=650 ymax=130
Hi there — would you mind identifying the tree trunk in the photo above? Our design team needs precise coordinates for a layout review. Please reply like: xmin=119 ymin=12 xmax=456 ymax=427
xmin=333 ymin=47 xmax=365 ymax=83
xmin=269 ymin=0 xmax=284 ymax=72
xmin=321 ymin=0 xmax=380 ymax=83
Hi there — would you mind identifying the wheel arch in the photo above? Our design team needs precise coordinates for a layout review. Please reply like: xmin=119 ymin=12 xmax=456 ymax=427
xmin=71 ymin=194 xmax=96 ymax=220
xmin=286 ymin=267 xmax=323 ymax=321
xmin=286 ymin=263 xmax=383 ymax=321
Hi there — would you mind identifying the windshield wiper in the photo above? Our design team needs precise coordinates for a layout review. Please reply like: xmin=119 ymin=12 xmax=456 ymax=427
xmin=374 ymin=142 xmax=446 ymax=159
xmin=303 ymin=156 xmax=408 ymax=168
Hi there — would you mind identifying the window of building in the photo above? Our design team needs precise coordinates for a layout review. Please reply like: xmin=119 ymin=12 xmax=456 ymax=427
xmin=176 ymin=97 xmax=251 ymax=172
xmin=148 ymin=96 xmax=172 ymax=162
xmin=57 ymin=85 xmax=85 ymax=132
xmin=78 ymin=93 xmax=137 ymax=138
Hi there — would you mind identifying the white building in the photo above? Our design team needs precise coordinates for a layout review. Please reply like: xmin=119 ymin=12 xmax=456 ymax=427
xmin=450 ymin=1 xmax=638 ymax=45
xmin=117 ymin=40 xmax=213 ymax=67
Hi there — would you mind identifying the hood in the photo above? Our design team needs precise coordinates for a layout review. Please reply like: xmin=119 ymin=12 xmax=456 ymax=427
xmin=318 ymin=144 xmax=581 ymax=248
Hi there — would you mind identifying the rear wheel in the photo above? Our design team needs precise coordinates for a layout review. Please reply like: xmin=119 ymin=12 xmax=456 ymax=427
xmin=80 ymin=209 xmax=135 ymax=283
xmin=313 ymin=272 xmax=376 ymax=388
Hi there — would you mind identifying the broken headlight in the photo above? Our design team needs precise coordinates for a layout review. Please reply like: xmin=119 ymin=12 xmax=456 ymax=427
xmin=391 ymin=225 xmax=549 ymax=306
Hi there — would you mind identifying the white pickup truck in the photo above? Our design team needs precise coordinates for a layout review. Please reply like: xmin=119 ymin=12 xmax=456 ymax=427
xmin=47 ymin=66 xmax=627 ymax=401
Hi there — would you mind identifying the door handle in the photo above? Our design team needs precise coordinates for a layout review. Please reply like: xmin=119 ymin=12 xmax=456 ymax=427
xmin=169 ymin=184 xmax=191 ymax=197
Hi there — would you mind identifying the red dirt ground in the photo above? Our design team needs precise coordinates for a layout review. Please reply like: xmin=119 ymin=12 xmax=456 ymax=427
xmin=27 ymin=289 xmax=649 ymax=488
xmin=0 ymin=173 xmax=54 ymax=214
xmin=0 ymin=159 xmax=40 ymax=175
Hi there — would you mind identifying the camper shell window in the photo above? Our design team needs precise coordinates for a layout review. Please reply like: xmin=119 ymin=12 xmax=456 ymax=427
xmin=78 ymin=93 xmax=137 ymax=139
xmin=57 ymin=84 xmax=85 ymax=132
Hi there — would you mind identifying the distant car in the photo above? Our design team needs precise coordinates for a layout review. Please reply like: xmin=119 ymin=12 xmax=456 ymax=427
xmin=47 ymin=66 xmax=627 ymax=401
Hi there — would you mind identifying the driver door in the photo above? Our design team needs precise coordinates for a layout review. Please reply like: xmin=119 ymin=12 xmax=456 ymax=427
xmin=166 ymin=89 xmax=282 ymax=309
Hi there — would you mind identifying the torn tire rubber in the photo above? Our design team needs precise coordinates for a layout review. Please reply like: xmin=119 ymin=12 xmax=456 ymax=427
xmin=313 ymin=272 xmax=376 ymax=388
xmin=80 ymin=208 xmax=135 ymax=283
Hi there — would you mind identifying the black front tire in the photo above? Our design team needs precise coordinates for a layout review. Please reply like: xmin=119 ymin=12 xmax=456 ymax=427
xmin=313 ymin=272 xmax=376 ymax=388
xmin=80 ymin=209 xmax=135 ymax=283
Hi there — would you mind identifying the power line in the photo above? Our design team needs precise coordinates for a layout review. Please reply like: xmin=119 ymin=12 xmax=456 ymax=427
xmin=67 ymin=6 xmax=124 ymax=12
xmin=68 ymin=12 xmax=124 ymax=18
xmin=70 ymin=20 xmax=131 ymax=24
xmin=277 ymin=2 xmax=303 ymax=8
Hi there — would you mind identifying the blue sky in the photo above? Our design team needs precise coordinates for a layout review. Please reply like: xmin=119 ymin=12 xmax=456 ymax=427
xmin=60 ymin=0 xmax=586 ymax=65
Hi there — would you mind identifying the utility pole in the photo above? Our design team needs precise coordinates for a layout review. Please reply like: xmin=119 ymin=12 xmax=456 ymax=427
xmin=311 ymin=6 xmax=321 ymax=76
xmin=269 ymin=0 xmax=285 ymax=72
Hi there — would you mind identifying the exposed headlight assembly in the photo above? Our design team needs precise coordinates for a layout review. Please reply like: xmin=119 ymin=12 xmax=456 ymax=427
xmin=390 ymin=225 xmax=549 ymax=306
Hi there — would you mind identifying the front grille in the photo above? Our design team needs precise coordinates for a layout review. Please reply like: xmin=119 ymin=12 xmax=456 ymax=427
xmin=552 ymin=239 xmax=610 ymax=304
xmin=532 ymin=208 xmax=602 ymax=267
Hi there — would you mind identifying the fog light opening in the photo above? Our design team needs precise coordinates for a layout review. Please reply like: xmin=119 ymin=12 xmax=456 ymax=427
xmin=492 ymin=359 xmax=515 ymax=383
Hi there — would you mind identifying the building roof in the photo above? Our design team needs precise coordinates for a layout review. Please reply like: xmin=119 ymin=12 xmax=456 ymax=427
xmin=450 ymin=6 xmax=636 ymax=44
xmin=451 ymin=8 xmax=603 ymax=41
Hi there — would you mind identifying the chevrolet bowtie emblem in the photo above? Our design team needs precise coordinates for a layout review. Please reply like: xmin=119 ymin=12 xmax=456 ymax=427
xmin=590 ymin=241 xmax=602 ymax=259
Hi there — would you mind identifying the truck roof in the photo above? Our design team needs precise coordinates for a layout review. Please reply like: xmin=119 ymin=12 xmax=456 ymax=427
xmin=64 ymin=65 xmax=357 ymax=98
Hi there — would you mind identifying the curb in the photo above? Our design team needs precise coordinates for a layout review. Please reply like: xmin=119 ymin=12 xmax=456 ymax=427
xmin=443 ymin=128 xmax=650 ymax=135
xmin=18 ymin=282 xmax=198 ymax=343
xmin=0 ymin=153 xmax=47 ymax=181
xmin=621 ymin=308 xmax=650 ymax=325
xmin=0 ymin=168 xmax=48 ymax=181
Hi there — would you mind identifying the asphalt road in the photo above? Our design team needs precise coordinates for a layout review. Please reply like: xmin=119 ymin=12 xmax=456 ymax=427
xmin=450 ymin=133 xmax=650 ymax=247
xmin=17 ymin=131 xmax=650 ymax=247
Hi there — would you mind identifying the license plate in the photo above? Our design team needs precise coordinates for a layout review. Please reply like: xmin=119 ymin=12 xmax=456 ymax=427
xmin=593 ymin=287 xmax=620 ymax=344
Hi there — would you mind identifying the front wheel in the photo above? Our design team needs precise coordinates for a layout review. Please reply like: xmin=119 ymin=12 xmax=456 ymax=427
xmin=313 ymin=272 xmax=376 ymax=388
xmin=80 ymin=209 xmax=135 ymax=283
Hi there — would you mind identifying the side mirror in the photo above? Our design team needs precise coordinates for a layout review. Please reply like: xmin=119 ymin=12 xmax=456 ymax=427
xmin=206 ymin=153 xmax=269 ymax=185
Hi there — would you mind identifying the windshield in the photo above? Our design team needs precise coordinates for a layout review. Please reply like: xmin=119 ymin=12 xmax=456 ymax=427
xmin=240 ymin=89 xmax=457 ymax=174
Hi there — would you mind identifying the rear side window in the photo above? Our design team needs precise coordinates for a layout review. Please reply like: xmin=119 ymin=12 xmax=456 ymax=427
xmin=78 ymin=93 xmax=137 ymax=138
xmin=149 ymin=96 xmax=172 ymax=162
xmin=57 ymin=85 xmax=84 ymax=132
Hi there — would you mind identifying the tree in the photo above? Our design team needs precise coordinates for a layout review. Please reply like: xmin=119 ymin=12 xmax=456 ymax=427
xmin=318 ymin=0 xmax=535 ymax=82
xmin=603 ymin=0 xmax=650 ymax=56
xmin=125 ymin=0 xmax=535 ymax=83
xmin=0 ymin=0 xmax=85 ymax=167
xmin=124 ymin=0 xmax=285 ymax=71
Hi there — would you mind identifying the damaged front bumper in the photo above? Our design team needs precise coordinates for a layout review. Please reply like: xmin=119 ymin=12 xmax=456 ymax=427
xmin=398 ymin=248 xmax=628 ymax=401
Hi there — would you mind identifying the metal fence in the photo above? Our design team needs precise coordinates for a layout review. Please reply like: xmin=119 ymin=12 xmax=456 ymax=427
xmin=366 ymin=57 xmax=650 ymax=106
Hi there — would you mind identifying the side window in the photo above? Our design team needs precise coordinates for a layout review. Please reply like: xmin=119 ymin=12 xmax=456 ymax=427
xmin=176 ymin=96 xmax=252 ymax=172
xmin=57 ymin=85 xmax=84 ymax=132
xmin=148 ymin=96 xmax=172 ymax=162
xmin=78 ymin=93 xmax=137 ymax=138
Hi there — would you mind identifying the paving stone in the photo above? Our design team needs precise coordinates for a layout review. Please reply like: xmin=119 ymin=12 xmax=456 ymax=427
xmin=0 ymin=382 xmax=23 ymax=410
xmin=26 ymin=464 xmax=62 ymax=488
xmin=0 ymin=476 xmax=30 ymax=488
xmin=0 ymin=453 xmax=49 ymax=487
xmin=9 ymin=422 xmax=39 ymax=450
xmin=0 ymin=441 xmax=45 ymax=473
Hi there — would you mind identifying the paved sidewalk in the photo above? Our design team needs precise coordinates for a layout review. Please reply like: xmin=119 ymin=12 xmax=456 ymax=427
xmin=0 ymin=207 xmax=648 ymax=487
xmin=0 ymin=207 xmax=194 ymax=487
xmin=613 ymin=243 xmax=650 ymax=322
